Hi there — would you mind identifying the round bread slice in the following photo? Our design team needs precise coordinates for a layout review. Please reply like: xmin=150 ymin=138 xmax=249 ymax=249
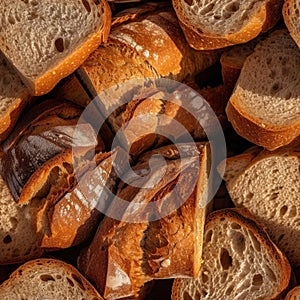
xmin=0 ymin=258 xmax=103 ymax=299
xmin=172 ymin=208 xmax=291 ymax=300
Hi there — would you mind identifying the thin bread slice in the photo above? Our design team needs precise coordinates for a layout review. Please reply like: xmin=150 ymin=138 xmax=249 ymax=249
xmin=226 ymin=29 xmax=300 ymax=150
xmin=172 ymin=208 xmax=291 ymax=300
xmin=0 ymin=258 xmax=103 ymax=299
xmin=222 ymin=145 xmax=300 ymax=265
xmin=285 ymin=286 xmax=300 ymax=300
xmin=78 ymin=143 xmax=210 ymax=299
xmin=0 ymin=0 xmax=111 ymax=96
xmin=283 ymin=0 xmax=300 ymax=49
xmin=0 ymin=52 xmax=30 ymax=142
xmin=172 ymin=0 xmax=282 ymax=50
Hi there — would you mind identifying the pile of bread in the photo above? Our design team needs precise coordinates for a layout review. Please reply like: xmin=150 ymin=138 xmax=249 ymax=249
xmin=0 ymin=0 xmax=299 ymax=299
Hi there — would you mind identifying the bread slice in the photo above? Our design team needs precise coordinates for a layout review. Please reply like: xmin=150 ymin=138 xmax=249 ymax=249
xmin=78 ymin=143 xmax=210 ymax=299
xmin=226 ymin=29 xmax=300 ymax=150
xmin=0 ymin=258 xmax=103 ymax=299
xmin=283 ymin=0 xmax=300 ymax=49
xmin=222 ymin=145 xmax=300 ymax=265
xmin=172 ymin=0 xmax=282 ymax=50
xmin=0 ymin=170 xmax=43 ymax=265
xmin=172 ymin=208 xmax=291 ymax=300
xmin=0 ymin=0 xmax=111 ymax=96
xmin=0 ymin=52 xmax=30 ymax=142
xmin=285 ymin=286 xmax=300 ymax=300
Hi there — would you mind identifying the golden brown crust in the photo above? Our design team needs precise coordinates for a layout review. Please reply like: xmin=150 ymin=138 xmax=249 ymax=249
xmin=226 ymin=98 xmax=300 ymax=150
xmin=29 ymin=0 xmax=111 ymax=95
xmin=173 ymin=0 xmax=283 ymax=50
xmin=285 ymin=286 xmax=300 ymax=300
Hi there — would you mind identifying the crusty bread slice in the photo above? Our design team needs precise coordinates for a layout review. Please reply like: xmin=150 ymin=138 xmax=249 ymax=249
xmin=222 ymin=145 xmax=300 ymax=265
xmin=0 ymin=258 xmax=103 ymax=299
xmin=283 ymin=0 xmax=300 ymax=49
xmin=0 ymin=170 xmax=43 ymax=265
xmin=0 ymin=0 xmax=111 ymax=96
xmin=172 ymin=208 xmax=291 ymax=300
xmin=78 ymin=143 xmax=210 ymax=299
xmin=285 ymin=286 xmax=300 ymax=300
xmin=0 ymin=52 xmax=30 ymax=142
xmin=172 ymin=0 xmax=282 ymax=50
xmin=226 ymin=29 xmax=300 ymax=150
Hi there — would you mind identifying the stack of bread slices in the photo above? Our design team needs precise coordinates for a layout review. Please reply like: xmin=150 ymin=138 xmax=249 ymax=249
xmin=0 ymin=0 xmax=300 ymax=299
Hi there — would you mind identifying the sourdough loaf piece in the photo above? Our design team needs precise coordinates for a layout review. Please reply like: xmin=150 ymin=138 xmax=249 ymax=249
xmin=0 ymin=0 xmax=111 ymax=96
xmin=222 ymin=145 xmax=300 ymax=265
xmin=226 ymin=29 xmax=300 ymax=150
xmin=78 ymin=143 xmax=210 ymax=299
xmin=172 ymin=0 xmax=282 ymax=50
xmin=283 ymin=0 xmax=300 ymax=49
xmin=0 ymin=52 xmax=30 ymax=142
xmin=0 ymin=171 xmax=43 ymax=265
xmin=0 ymin=258 xmax=104 ymax=299
xmin=172 ymin=208 xmax=291 ymax=300
xmin=285 ymin=286 xmax=300 ymax=300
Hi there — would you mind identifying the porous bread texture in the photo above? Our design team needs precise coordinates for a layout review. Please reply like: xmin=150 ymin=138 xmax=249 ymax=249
xmin=283 ymin=0 xmax=300 ymax=48
xmin=0 ymin=172 xmax=43 ymax=265
xmin=225 ymin=147 xmax=300 ymax=266
xmin=0 ymin=53 xmax=30 ymax=141
xmin=285 ymin=286 xmax=300 ymax=300
xmin=172 ymin=209 xmax=291 ymax=300
xmin=226 ymin=29 xmax=300 ymax=150
xmin=0 ymin=259 xmax=103 ymax=299
xmin=0 ymin=0 xmax=111 ymax=95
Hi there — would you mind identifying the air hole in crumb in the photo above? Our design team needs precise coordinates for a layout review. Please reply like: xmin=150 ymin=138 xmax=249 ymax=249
xmin=220 ymin=248 xmax=232 ymax=270
xmin=280 ymin=205 xmax=288 ymax=216
xmin=63 ymin=162 xmax=73 ymax=174
xmin=205 ymin=230 xmax=213 ymax=243
xmin=201 ymin=272 xmax=209 ymax=283
xmin=227 ymin=2 xmax=240 ymax=12
xmin=40 ymin=274 xmax=55 ymax=282
xmin=72 ymin=273 xmax=85 ymax=290
xmin=252 ymin=274 xmax=263 ymax=286
xmin=8 ymin=16 xmax=15 ymax=25
xmin=81 ymin=0 xmax=91 ymax=13
xmin=55 ymin=38 xmax=64 ymax=52
xmin=183 ymin=292 xmax=193 ymax=300
xmin=230 ymin=223 xmax=241 ymax=230
xmin=183 ymin=0 xmax=193 ymax=5
xmin=67 ymin=277 xmax=74 ymax=287
xmin=271 ymin=83 xmax=280 ymax=92
xmin=56 ymin=275 xmax=62 ymax=279
xmin=225 ymin=285 xmax=234 ymax=295
xmin=3 ymin=235 xmax=12 ymax=244
xmin=231 ymin=232 xmax=245 ymax=255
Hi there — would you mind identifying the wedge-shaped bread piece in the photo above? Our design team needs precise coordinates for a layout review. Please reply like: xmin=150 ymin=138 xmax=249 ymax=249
xmin=0 ymin=171 xmax=43 ymax=265
xmin=0 ymin=52 xmax=30 ymax=142
xmin=0 ymin=0 xmax=111 ymax=96
xmin=226 ymin=29 xmax=300 ymax=150
xmin=77 ymin=4 xmax=218 ymax=103
xmin=0 ymin=258 xmax=103 ymax=299
xmin=285 ymin=286 xmax=300 ymax=300
xmin=172 ymin=208 xmax=291 ymax=300
xmin=172 ymin=0 xmax=282 ymax=50
xmin=222 ymin=145 xmax=300 ymax=265
xmin=78 ymin=143 xmax=210 ymax=299
xmin=283 ymin=0 xmax=300 ymax=49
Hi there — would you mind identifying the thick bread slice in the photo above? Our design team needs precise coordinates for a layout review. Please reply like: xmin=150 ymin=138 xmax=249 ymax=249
xmin=77 ymin=4 xmax=218 ymax=104
xmin=0 ymin=0 xmax=111 ymax=96
xmin=285 ymin=286 xmax=300 ymax=300
xmin=172 ymin=208 xmax=291 ymax=300
xmin=0 ymin=258 xmax=103 ymax=299
xmin=0 ymin=171 xmax=43 ymax=265
xmin=283 ymin=0 xmax=300 ymax=49
xmin=172 ymin=0 xmax=282 ymax=50
xmin=0 ymin=52 xmax=30 ymax=142
xmin=223 ymin=145 xmax=300 ymax=265
xmin=78 ymin=143 xmax=210 ymax=299
xmin=226 ymin=29 xmax=300 ymax=150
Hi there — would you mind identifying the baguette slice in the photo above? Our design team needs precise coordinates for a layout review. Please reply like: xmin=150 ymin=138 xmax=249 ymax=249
xmin=0 ymin=0 xmax=111 ymax=96
xmin=172 ymin=208 xmax=291 ymax=300
xmin=222 ymin=145 xmax=300 ymax=265
xmin=283 ymin=0 xmax=300 ymax=49
xmin=0 ymin=258 xmax=103 ymax=299
xmin=226 ymin=29 xmax=300 ymax=150
xmin=285 ymin=286 xmax=300 ymax=300
xmin=78 ymin=143 xmax=210 ymax=299
xmin=172 ymin=0 xmax=282 ymax=50
xmin=0 ymin=52 xmax=30 ymax=142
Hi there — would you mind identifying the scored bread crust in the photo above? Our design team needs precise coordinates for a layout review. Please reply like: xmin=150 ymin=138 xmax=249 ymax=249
xmin=226 ymin=97 xmax=300 ymax=151
xmin=172 ymin=0 xmax=282 ymax=50
xmin=172 ymin=208 xmax=291 ymax=300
